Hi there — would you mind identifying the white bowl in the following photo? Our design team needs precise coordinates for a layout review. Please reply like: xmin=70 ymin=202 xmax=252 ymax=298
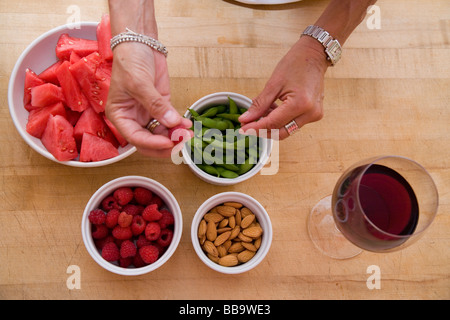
xmin=182 ymin=92 xmax=273 ymax=185
xmin=81 ymin=176 xmax=182 ymax=276
xmin=191 ymin=192 xmax=272 ymax=274
xmin=8 ymin=22 xmax=136 ymax=167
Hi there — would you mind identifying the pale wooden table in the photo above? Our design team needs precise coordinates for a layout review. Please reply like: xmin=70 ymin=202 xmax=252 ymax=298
xmin=1 ymin=0 xmax=449 ymax=300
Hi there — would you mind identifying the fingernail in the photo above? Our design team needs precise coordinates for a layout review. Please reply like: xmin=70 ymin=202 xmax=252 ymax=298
xmin=162 ymin=109 xmax=179 ymax=126
xmin=239 ymin=111 xmax=249 ymax=121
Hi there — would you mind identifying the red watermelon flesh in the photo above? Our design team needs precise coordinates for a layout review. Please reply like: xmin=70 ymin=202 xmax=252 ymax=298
xmin=41 ymin=115 xmax=78 ymax=161
xmin=56 ymin=61 xmax=90 ymax=112
xmin=70 ymin=52 xmax=109 ymax=113
xmin=102 ymin=115 xmax=128 ymax=148
xmin=73 ymin=107 xmax=118 ymax=148
xmin=79 ymin=132 xmax=119 ymax=162
xmin=97 ymin=14 xmax=113 ymax=61
xmin=56 ymin=33 xmax=99 ymax=61
xmin=24 ymin=68 xmax=45 ymax=106
xmin=38 ymin=60 xmax=62 ymax=85
xmin=26 ymin=102 xmax=66 ymax=138
xmin=31 ymin=83 xmax=65 ymax=108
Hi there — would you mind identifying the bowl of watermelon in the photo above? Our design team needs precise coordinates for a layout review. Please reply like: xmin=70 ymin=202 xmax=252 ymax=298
xmin=8 ymin=17 xmax=136 ymax=167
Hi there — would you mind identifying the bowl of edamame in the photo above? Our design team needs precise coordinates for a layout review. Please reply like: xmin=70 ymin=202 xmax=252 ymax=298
xmin=182 ymin=92 xmax=273 ymax=186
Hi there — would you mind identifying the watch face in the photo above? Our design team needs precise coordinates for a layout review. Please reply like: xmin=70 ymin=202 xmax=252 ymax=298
xmin=326 ymin=40 xmax=342 ymax=65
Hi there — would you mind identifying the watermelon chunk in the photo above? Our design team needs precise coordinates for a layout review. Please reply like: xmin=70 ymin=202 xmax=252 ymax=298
xmin=69 ymin=52 xmax=110 ymax=113
xmin=73 ymin=107 xmax=118 ymax=148
xmin=102 ymin=115 xmax=128 ymax=148
xmin=38 ymin=60 xmax=62 ymax=85
xmin=30 ymin=83 xmax=65 ymax=108
xmin=79 ymin=132 xmax=119 ymax=162
xmin=97 ymin=14 xmax=113 ymax=61
xmin=56 ymin=33 xmax=99 ymax=61
xmin=56 ymin=61 xmax=90 ymax=112
xmin=26 ymin=102 xmax=67 ymax=138
xmin=41 ymin=115 xmax=78 ymax=161
xmin=69 ymin=51 xmax=82 ymax=65
xmin=24 ymin=68 xmax=45 ymax=106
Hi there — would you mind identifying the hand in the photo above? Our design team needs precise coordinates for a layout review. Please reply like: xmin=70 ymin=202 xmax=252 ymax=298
xmin=105 ymin=42 xmax=192 ymax=158
xmin=239 ymin=36 xmax=329 ymax=140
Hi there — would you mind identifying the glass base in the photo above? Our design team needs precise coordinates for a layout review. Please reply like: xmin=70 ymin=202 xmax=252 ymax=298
xmin=307 ymin=195 xmax=362 ymax=259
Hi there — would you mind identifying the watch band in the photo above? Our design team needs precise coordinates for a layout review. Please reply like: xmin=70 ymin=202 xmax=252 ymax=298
xmin=302 ymin=25 xmax=342 ymax=66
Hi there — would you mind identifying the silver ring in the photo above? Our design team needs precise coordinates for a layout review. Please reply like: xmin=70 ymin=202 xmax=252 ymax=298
xmin=284 ymin=120 xmax=300 ymax=135
xmin=146 ymin=119 xmax=161 ymax=133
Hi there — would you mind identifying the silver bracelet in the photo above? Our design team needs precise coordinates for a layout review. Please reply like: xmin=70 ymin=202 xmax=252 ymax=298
xmin=110 ymin=28 xmax=168 ymax=57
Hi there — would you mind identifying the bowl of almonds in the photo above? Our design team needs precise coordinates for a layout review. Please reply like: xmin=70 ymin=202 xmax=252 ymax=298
xmin=191 ymin=192 xmax=272 ymax=274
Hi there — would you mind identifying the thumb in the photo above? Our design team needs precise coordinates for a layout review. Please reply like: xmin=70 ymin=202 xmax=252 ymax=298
xmin=239 ymin=83 xmax=279 ymax=124
xmin=134 ymin=85 xmax=182 ymax=128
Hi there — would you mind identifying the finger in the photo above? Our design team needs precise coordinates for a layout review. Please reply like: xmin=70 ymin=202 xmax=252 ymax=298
xmin=132 ymin=84 xmax=183 ymax=129
xmin=238 ymin=84 xmax=279 ymax=123
xmin=114 ymin=117 xmax=174 ymax=150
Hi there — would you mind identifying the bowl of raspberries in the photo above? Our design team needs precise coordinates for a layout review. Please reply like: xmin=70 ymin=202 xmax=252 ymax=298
xmin=81 ymin=176 xmax=182 ymax=275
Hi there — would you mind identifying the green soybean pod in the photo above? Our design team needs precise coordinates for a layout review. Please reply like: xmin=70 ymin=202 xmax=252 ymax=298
xmin=238 ymin=158 xmax=255 ymax=175
xmin=228 ymin=96 xmax=239 ymax=114
xmin=188 ymin=108 xmax=200 ymax=118
xmin=239 ymin=107 xmax=247 ymax=114
xmin=220 ymin=169 xmax=239 ymax=179
xmin=217 ymin=163 xmax=240 ymax=172
xmin=197 ymin=164 xmax=220 ymax=177
xmin=216 ymin=113 xmax=241 ymax=123
xmin=200 ymin=106 xmax=219 ymax=118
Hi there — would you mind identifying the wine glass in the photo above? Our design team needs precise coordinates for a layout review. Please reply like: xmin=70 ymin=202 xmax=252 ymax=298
xmin=307 ymin=155 xmax=439 ymax=259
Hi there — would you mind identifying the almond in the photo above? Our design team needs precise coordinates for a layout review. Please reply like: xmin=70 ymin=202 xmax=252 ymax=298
xmin=218 ymin=218 xmax=229 ymax=228
xmin=237 ymin=232 xmax=253 ymax=242
xmin=229 ymin=225 xmax=240 ymax=240
xmin=198 ymin=219 xmax=207 ymax=238
xmin=242 ymin=241 xmax=257 ymax=252
xmin=240 ymin=214 xmax=255 ymax=229
xmin=217 ymin=205 xmax=236 ymax=217
xmin=217 ymin=245 xmax=227 ymax=257
xmin=228 ymin=215 xmax=236 ymax=229
xmin=218 ymin=254 xmax=239 ymax=267
xmin=240 ymin=207 xmax=253 ymax=218
xmin=228 ymin=241 xmax=245 ymax=253
xmin=223 ymin=202 xmax=243 ymax=209
xmin=242 ymin=226 xmax=263 ymax=238
xmin=214 ymin=231 xmax=231 ymax=246
xmin=203 ymin=240 xmax=218 ymax=257
xmin=206 ymin=220 xmax=217 ymax=241
xmin=237 ymin=250 xmax=256 ymax=263
xmin=254 ymin=237 xmax=262 ymax=249
xmin=204 ymin=212 xmax=224 ymax=223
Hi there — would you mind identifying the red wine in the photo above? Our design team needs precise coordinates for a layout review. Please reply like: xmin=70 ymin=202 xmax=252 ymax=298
xmin=334 ymin=164 xmax=419 ymax=251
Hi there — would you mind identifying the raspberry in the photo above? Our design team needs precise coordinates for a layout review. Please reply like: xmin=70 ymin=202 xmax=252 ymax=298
xmin=91 ymin=224 xmax=109 ymax=239
xmin=119 ymin=257 xmax=133 ymax=268
xmin=131 ymin=215 xmax=146 ymax=236
xmin=139 ymin=245 xmax=159 ymax=264
xmin=112 ymin=225 xmax=133 ymax=240
xmin=101 ymin=195 xmax=121 ymax=211
xmin=133 ymin=251 xmax=147 ymax=268
xmin=145 ymin=222 xmax=161 ymax=241
xmin=142 ymin=204 xmax=162 ymax=222
xmin=148 ymin=195 xmax=164 ymax=209
xmin=136 ymin=234 xmax=151 ymax=248
xmin=158 ymin=209 xmax=175 ymax=229
xmin=122 ymin=204 xmax=143 ymax=216
xmin=101 ymin=242 xmax=120 ymax=262
xmin=88 ymin=209 xmax=106 ymax=225
xmin=120 ymin=240 xmax=137 ymax=259
xmin=134 ymin=187 xmax=153 ymax=206
xmin=105 ymin=209 xmax=120 ymax=229
xmin=94 ymin=235 xmax=115 ymax=250
xmin=113 ymin=187 xmax=134 ymax=206
xmin=118 ymin=211 xmax=133 ymax=227
xmin=157 ymin=229 xmax=173 ymax=247
xmin=168 ymin=124 xmax=188 ymax=144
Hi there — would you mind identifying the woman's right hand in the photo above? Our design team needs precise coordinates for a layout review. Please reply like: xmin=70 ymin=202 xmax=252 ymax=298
xmin=105 ymin=42 xmax=192 ymax=158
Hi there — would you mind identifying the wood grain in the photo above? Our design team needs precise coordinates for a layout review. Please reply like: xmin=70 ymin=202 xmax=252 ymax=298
xmin=0 ymin=0 xmax=449 ymax=300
